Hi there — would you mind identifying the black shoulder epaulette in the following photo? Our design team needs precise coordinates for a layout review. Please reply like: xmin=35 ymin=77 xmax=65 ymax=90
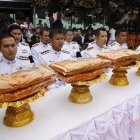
xmin=17 ymin=56 xmax=29 ymax=60
xmin=87 ymin=47 xmax=93 ymax=50
xmin=32 ymin=43 xmax=39 ymax=47
xmin=110 ymin=41 xmax=116 ymax=46
xmin=21 ymin=42 xmax=29 ymax=46
xmin=61 ymin=50 xmax=70 ymax=54
xmin=71 ymin=41 xmax=78 ymax=44
xmin=40 ymin=50 xmax=50 ymax=55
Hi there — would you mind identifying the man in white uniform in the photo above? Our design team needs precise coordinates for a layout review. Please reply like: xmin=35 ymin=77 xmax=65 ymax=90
xmin=0 ymin=33 xmax=31 ymax=75
xmin=37 ymin=29 xmax=73 ymax=66
xmin=108 ymin=29 xmax=128 ymax=50
xmin=36 ymin=29 xmax=73 ymax=89
xmin=31 ymin=27 xmax=50 ymax=66
xmin=62 ymin=29 xmax=80 ymax=59
xmin=82 ymin=27 xmax=109 ymax=58
xmin=24 ymin=16 xmax=34 ymax=30
xmin=8 ymin=24 xmax=33 ymax=63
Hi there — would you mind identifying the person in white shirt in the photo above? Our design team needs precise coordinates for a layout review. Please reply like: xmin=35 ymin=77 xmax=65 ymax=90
xmin=62 ymin=29 xmax=80 ymax=58
xmin=0 ymin=33 xmax=31 ymax=75
xmin=24 ymin=16 xmax=34 ymax=30
xmin=82 ymin=27 xmax=109 ymax=58
xmin=37 ymin=29 xmax=73 ymax=89
xmin=8 ymin=24 xmax=33 ymax=63
xmin=36 ymin=29 xmax=73 ymax=66
xmin=31 ymin=27 xmax=50 ymax=66
xmin=108 ymin=29 xmax=128 ymax=50
xmin=107 ymin=27 xmax=116 ymax=45
xmin=14 ymin=11 xmax=32 ymax=42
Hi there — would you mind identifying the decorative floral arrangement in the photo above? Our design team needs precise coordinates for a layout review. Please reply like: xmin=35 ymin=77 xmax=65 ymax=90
xmin=34 ymin=0 xmax=51 ymax=6
xmin=60 ymin=0 xmax=70 ymax=6
xmin=73 ymin=0 xmax=96 ymax=8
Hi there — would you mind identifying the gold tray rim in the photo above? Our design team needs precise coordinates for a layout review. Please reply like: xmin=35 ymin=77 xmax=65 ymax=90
xmin=72 ymin=73 xmax=106 ymax=86
xmin=0 ymin=88 xmax=48 ymax=108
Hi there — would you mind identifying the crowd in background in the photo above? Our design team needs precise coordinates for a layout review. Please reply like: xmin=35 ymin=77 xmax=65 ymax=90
xmin=1 ymin=11 xmax=140 ymax=51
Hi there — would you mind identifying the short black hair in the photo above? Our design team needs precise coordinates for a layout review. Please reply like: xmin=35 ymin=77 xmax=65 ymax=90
xmin=0 ymin=33 xmax=16 ymax=45
xmin=115 ymin=29 xmax=127 ymax=37
xmin=15 ymin=11 xmax=25 ymax=20
xmin=49 ymin=29 xmax=64 ymax=39
xmin=63 ymin=29 xmax=72 ymax=35
xmin=72 ymin=27 xmax=77 ymax=32
xmin=95 ymin=27 xmax=106 ymax=36
xmin=40 ymin=27 xmax=50 ymax=36
xmin=8 ymin=24 xmax=22 ymax=33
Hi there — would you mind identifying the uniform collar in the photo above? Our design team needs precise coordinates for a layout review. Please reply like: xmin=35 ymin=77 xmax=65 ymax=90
xmin=51 ymin=48 xmax=61 ymax=55
xmin=2 ymin=55 xmax=16 ymax=64
xmin=64 ymin=40 xmax=71 ymax=45
xmin=95 ymin=43 xmax=103 ymax=50
xmin=40 ymin=42 xmax=48 ymax=47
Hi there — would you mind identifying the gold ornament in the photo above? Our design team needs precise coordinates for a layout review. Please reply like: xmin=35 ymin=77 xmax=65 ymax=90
xmin=69 ymin=74 xmax=106 ymax=104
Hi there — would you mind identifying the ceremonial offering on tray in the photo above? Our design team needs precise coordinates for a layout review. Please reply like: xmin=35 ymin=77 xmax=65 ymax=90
xmin=97 ymin=49 xmax=140 ymax=67
xmin=98 ymin=49 xmax=140 ymax=86
xmin=49 ymin=58 xmax=111 ymax=104
xmin=0 ymin=65 xmax=56 ymax=127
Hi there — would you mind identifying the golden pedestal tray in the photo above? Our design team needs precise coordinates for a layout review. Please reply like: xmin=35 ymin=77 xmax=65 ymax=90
xmin=69 ymin=74 xmax=106 ymax=104
xmin=135 ymin=61 xmax=140 ymax=76
xmin=109 ymin=61 xmax=140 ymax=86
xmin=0 ymin=88 xmax=47 ymax=128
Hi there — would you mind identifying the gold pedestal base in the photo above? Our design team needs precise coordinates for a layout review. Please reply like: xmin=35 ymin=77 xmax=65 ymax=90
xmin=3 ymin=104 xmax=34 ymax=128
xmin=136 ymin=67 xmax=140 ymax=76
xmin=109 ymin=67 xmax=129 ymax=86
xmin=69 ymin=84 xmax=92 ymax=104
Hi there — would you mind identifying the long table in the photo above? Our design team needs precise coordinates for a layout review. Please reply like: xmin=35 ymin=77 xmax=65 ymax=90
xmin=0 ymin=67 xmax=140 ymax=140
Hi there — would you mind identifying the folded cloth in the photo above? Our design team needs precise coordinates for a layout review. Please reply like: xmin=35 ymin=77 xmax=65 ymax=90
xmin=49 ymin=57 xmax=112 ymax=76
xmin=0 ymin=77 xmax=55 ymax=102
xmin=0 ymin=65 xmax=56 ymax=95
xmin=97 ymin=49 xmax=140 ymax=63
xmin=57 ymin=68 xmax=108 ymax=83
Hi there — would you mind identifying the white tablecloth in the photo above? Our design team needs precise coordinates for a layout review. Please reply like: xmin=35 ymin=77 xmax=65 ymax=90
xmin=0 ymin=67 xmax=140 ymax=140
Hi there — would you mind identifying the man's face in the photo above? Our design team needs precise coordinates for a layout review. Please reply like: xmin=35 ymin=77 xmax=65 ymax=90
xmin=64 ymin=31 xmax=73 ymax=42
xmin=77 ymin=30 xmax=81 ymax=35
xmin=36 ymin=28 xmax=40 ymax=36
xmin=95 ymin=30 xmax=107 ymax=47
xmin=0 ymin=37 xmax=17 ymax=61
xmin=25 ymin=17 xmax=30 ymax=23
xmin=50 ymin=33 xmax=64 ymax=52
xmin=73 ymin=31 xmax=78 ymax=36
xmin=40 ymin=31 xmax=49 ymax=44
xmin=116 ymin=32 xmax=127 ymax=44
xmin=10 ymin=29 xmax=22 ymax=44
xmin=16 ymin=19 xmax=24 ymax=25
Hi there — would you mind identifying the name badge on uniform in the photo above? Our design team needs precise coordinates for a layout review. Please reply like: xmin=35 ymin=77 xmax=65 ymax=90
xmin=22 ymin=49 xmax=28 ymax=53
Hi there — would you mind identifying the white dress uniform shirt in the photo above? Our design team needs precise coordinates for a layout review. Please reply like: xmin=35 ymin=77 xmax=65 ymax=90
xmin=35 ymin=45 xmax=74 ymax=90
xmin=81 ymin=41 xmax=109 ymax=58
xmin=38 ymin=45 xmax=73 ymax=66
xmin=24 ymin=21 xmax=34 ymax=30
xmin=0 ymin=55 xmax=31 ymax=75
xmin=62 ymin=41 xmax=80 ymax=58
xmin=108 ymin=41 xmax=128 ymax=50
xmin=17 ymin=42 xmax=31 ymax=58
xmin=31 ymin=42 xmax=51 ymax=66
